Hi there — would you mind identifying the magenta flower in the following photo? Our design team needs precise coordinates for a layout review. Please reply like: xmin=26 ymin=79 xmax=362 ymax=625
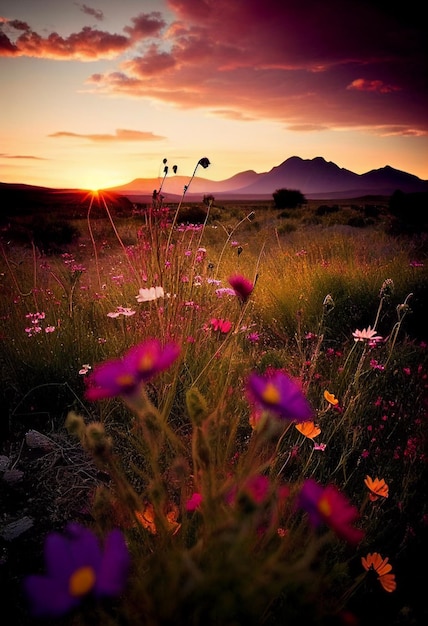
xmin=85 ymin=339 xmax=180 ymax=401
xmin=85 ymin=356 xmax=141 ymax=401
xmin=247 ymin=370 xmax=314 ymax=422
xmin=24 ymin=523 xmax=130 ymax=618
xmin=298 ymin=479 xmax=364 ymax=545
xmin=126 ymin=339 xmax=180 ymax=382
xmin=210 ymin=318 xmax=233 ymax=333
xmin=186 ymin=492 xmax=203 ymax=511
xmin=228 ymin=274 xmax=254 ymax=303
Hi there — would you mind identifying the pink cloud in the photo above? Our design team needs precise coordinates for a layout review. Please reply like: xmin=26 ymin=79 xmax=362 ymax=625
xmin=48 ymin=129 xmax=166 ymax=142
xmin=124 ymin=12 xmax=166 ymax=39
xmin=0 ymin=25 xmax=129 ymax=60
xmin=1 ymin=2 xmax=426 ymax=135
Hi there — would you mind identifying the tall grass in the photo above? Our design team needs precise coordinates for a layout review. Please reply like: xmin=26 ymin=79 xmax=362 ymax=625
xmin=0 ymin=164 xmax=427 ymax=625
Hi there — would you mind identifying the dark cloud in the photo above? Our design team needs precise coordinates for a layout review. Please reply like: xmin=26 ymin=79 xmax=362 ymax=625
xmin=0 ymin=153 xmax=47 ymax=160
xmin=1 ymin=1 xmax=426 ymax=134
xmin=76 ymin=4 xmax=104 ymax=21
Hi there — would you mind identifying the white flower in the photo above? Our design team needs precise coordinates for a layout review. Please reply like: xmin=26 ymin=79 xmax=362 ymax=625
xmin=107 ymin=306 xmax=136 ymax=318
xmin=352 ymin=326 xmax=382 ymax=342
xmin=136 ymin=286 xmax=165 ymax=302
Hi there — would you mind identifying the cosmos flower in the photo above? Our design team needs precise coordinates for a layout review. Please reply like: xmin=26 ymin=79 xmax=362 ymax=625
xmin=107 ymin=306 xmax=136 ymax=318
xmin=324 ymin=390 xmax=339 ymax=406
xmin=186 ymin=492 xmax=203 ymax=512
xmin=295 ymin=421 xmax=321 ymax=439
xmin=135 ymin=503 xmax=181 ymax=535
xmin=352 ymin=326 xmax=382 ymax=343
xmin=313 ymin=442 xmax=327 ymax=451
xmin=126 ymin=339 xmax=180 ymax=383
xmin=298 ymin=478 xmax=364 ymax=544
xmin=24 ymin=523 xmax=130 ymax=618
xmin=361 ymin=552 xmax=396 ymax=592
xmin=215 ymin=287 xmax=236 ymax=298
xmin=364 ymin=475 xmax=389 ymax=501
xmin=228 ymin=274 xmax=254 ymax=303
xmin=136 ymin=286 xmax=165 ymax=302
xmin=210 ymin=318 xmax=233 ymax=333
xmin=85 ymin=339 xmax=180 ymax=401
xmin=247 ymin=370 xmax=314 ymax=423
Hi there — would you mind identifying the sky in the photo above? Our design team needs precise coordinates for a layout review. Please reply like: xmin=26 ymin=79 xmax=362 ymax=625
xmin=1 ymin=0 xmax=427 ymax=190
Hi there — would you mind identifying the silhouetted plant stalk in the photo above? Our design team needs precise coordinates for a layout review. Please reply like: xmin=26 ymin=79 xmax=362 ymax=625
xmin=165 ymin=157 xmax=211 ymax=256
xmin=86 ymin=192 xmax=102 ymax=291
xmin=214 ymin=211 xmax=256 ymax=278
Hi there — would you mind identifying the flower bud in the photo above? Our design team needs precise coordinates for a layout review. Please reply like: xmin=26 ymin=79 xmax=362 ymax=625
xmin=186 ymin=387 xmax=209 ymax=425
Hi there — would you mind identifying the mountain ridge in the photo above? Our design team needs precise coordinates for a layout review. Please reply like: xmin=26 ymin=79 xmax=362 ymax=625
xmin=1 ymin=157 xmax=427 ymax=202
xmin=107 ymin=156 xmax=428 ymax=200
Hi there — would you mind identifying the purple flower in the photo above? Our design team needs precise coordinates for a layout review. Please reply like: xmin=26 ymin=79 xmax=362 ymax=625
xmin=247 ymin=370 xmax=314 ymax=422
xmin=298 ymin=479 xmax=364 ymax=545
xmin=85 ymin=338 xmax=180 ymax=401
xmin=24 ymin=523 xmax=130 ymax=618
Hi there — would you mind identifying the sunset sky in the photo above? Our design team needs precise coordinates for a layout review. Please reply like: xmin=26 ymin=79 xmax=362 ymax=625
xmin=1 ymin=0 xmax=427 ymax=190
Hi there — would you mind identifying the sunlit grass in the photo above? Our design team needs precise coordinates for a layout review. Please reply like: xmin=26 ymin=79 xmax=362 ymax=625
xmin=0 ymin=180 xmax=427 ymax=625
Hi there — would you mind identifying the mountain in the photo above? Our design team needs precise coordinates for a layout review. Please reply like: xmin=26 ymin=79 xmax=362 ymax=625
xmin=106 ymin=156 xmax=428 ymax=200
xmin=110 ymin=170 xmax=260 ymax=197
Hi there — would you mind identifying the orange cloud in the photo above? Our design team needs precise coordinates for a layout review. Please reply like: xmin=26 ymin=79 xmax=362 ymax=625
xmin=48 ymin=129 xmax=166 ymax=142
xmin=347 ymin=79 xmax=401 ymax=94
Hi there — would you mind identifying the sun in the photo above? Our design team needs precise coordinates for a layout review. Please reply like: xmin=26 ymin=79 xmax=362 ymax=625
xmin=74 ymin=169 xmax=122 ymax=193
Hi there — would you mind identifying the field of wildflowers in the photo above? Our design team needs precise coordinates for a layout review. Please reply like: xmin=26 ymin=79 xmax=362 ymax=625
xmin=0 ymin=157 xmax=427 ymax=625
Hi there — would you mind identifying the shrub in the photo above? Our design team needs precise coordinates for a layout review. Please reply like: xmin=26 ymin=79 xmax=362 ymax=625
xmin=272 ymin=188 xmax=306 ymax=209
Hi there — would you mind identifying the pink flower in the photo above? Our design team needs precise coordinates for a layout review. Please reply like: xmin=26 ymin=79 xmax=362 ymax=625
xmin=186 ymin=493 xmax=203 ymax=511
xmin=210 ymin=318 xmax=232 ymax=333
xmin=227 ymin=475 xmax=271 ymax=507
xmin=85 ymin=339 xmax=180 ymax=401
xmin=228 ymin=274 xmax=254 ymax=303
xmin=352 ymin=326 xmax=382 ymax=343
xmin=298 ymin=479 xmax=364 ymax=545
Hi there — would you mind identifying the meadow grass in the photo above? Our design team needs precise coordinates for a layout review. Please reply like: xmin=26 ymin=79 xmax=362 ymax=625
xmin=0 ymin=171 xmax=427 ymax=625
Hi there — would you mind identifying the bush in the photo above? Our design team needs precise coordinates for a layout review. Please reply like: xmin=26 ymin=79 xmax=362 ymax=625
xmin=272 ymin=188 xmax=306 ymax=209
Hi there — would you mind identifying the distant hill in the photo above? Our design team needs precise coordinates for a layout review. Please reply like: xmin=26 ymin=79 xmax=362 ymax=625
xmin=106 ymin=156 xmax=428 ymax=200
xmin=0 ymin=183 xmax=132 ymax=217
xmin=1 ymin=158 xmax=427 ymax=211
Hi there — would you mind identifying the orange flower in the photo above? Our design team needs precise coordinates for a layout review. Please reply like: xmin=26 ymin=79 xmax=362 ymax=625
xmin=361 ymin=552 xmax=396 ymax=592
xmin=135 ymin=503 xmax=181 ymax=535
xmin=324 ymin=390 xmax=339 ymax=406
xmin=364 ymin=475 xmax=389 ymax=501
xmin=295 ymin=421 xmax=321 ymax=439
xmin=135 ymin=504 xmax=157 ymax=534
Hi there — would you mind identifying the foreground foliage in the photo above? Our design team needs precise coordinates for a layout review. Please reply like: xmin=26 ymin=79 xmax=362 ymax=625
xmin=0 ymin=159 xmax=427 ymax=625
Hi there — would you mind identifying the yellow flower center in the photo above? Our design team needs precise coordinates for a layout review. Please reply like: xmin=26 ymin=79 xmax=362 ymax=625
xmin=117 ymin=373 xmax=135 ymax=388
xmin=139 ymin=353 xmax=154 ymax=372
xmin=261 ymin=382 xmax=280 ymax=405
xmin=69 ymin=566 xmax=96 ymax=597
xmin=318 ymin=496 xmax=331 ymax=517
